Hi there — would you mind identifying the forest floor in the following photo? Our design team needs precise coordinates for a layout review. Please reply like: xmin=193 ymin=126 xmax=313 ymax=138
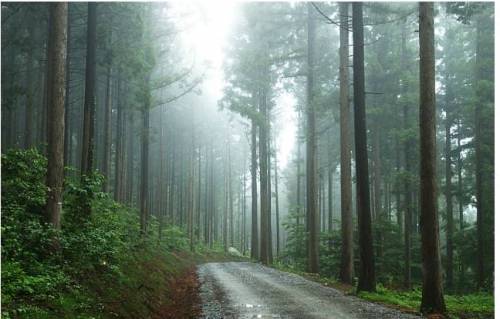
xmin=103 ymin=249 xmax=248 ymax=319
xmin=197 ymin=262 xmax=420 ymax=318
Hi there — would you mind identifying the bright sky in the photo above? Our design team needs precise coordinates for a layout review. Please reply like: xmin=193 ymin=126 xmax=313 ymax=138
xmin=170 ymin=0 xmax=297 ymax=171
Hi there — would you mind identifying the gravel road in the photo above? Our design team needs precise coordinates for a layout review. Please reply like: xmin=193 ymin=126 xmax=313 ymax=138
xmin=197 ymin=262 xmax=421 ymax=319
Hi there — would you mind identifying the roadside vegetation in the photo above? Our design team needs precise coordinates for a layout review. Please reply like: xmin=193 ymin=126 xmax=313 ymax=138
xmin=275 ymin=221 xmax=494 ymax=319
xmin=1 ymin=149 xmax=240 ymax=319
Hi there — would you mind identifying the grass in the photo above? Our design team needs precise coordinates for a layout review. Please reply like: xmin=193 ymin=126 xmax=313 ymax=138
xmin=272 ymin=263 xmax=493 ymax=319
xmin=83 ymin=245 xmax=249 ymax=319
xmin=359 ymin=285 xmax=493 ymax=319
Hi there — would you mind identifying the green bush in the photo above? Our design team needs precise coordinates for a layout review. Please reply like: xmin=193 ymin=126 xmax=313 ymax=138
xmin=2 ymin=149 xmax=203 ymax=318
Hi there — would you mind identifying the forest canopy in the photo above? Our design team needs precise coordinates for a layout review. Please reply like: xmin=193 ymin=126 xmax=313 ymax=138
xmin=1 ymin=2 xmax=495 ymax=318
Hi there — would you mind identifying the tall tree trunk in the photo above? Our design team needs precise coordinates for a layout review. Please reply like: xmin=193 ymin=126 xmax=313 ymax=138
xmin=188 ymin=114 xmax=195 ymax=251
xmin=274 ymin=145 xmax=280 ymax=257
xmin=114 ymin=78 xmax=124 ymax=202
xmin=45 ymin=2 xmax=68 ymax=229
xmin=444 ymin=73 xmax=454 ymax=290
xmin=267 ymin=127 xmax=273 ymax=262
xmin=473 ymin=12 xmax=494 ymax=290
xmin=140 ymin=101 xmax=150 ymax=235
xmin=259 ymin=88 xmax=271 ymax=265
xmin=63 ymin=9 xmax=71 ymax=167
xmin=229 ymin=143 xmax=234 ymax=247
xmin=352 ymin=2 xmax=375 ymax=292
xmin=457 ymin=120 xmax=465 ymax=288
xmin=25 ymin=20 xmax=35 ymax=149
xmin=81 ymin=3 xmax=97 ymax=180
xmin=306 ymin=4 xmax=319 ymax=274
xmin=251 ymin=116 xmax=259 ymax=259
xmin=126 ymin=109 xmax=135 ymax=205
xmin=197 ymin=144 xmax=202 ymax=242
xmin=373 ymin=122 xmax=382 ymax=221
xmin=242 ymin=168 xmax=247 ymax=255
xmin=295 ymin=135 xmax=302 ymax=256
xmin=158 ymin=108 xmax=166 ymax=241
xmin=223 ymin=142 xmax=228 ymax=252
xmin=395 ymin=139 xmax=402 ymax=233
xmin=418 ymin=3 xmax=446 ymax=314
xmin=102 ymin=52 xmax=112 ymax=192
xmin=401 ymin=20 xmax=413 ymax=290
xmin=169 ymin=132 xmax=176 ymax=223
xmin=40 ymin=17 xmax=51 ymax=155
xmin=339 ymin=2 xmax=354 ymax=284
xmin=328 ymin=169 xmax=333 ymax=231
xmin=204 ymin=144 xmax=210 ymax=245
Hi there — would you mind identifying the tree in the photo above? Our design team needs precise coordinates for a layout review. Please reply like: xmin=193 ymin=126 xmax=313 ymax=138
xmin=305 ymin=3 xmax=319 ymax=274
xmin=352 ymin=2 xmax=376 ymax=292
xmin=473 ymin=7 xmax=494 ymax=290
xmin=418 ymin=2 xmax=446 ymax=314
xmin=338 ymin=2 xmax=353 ymax=284
xmin=444 ymin=65 xmax=454 ymax=290
xmin=401 ymin=19 xmax=413 ymax=290
xmin=273 ymin=143 xmax=280 ymax=257
xmin=251 ymin=114 xmax=259 ymax=259
xmin=259 ymin=86 xmax=271 ymax=265
xmin=80 ymin=3 xmax=97 ymax=179
xmin=45 ymin=2 xmax=68 ymax=229
xmin=102 ymin=26 xmax=113 ymax=193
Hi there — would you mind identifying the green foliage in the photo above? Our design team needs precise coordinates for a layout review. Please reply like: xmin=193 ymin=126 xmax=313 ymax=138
xmin=281 ymin=210 xmax=306 ymax=270
xmin=162 ymin=225 xmax=189 ymax=250
xmin=1 ymin=149 xmax=47 ymax=214
xmin=0 ymin=149 xmax=198 ymax=318
xmin=319 ymin=228 xmax=341 ymax=277
xmin=358 ymin=284 xmax=494 ymax=318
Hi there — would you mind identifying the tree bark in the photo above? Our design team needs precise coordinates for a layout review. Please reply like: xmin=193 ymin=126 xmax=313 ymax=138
xmin=229 ymin=143 xmax=234 ymax=247
xmin=140 ymin=101 xmax=150 ymax=235
xmin=306 ymin=3 xmax=319 ymax=274
xmin=352 ymin=2 xmax=375 ymax=292
xmin=473 ymin=12 xmax=494 ymax=290
xmin=401 ymin=21 xmax=412 ymax=290
xmin=126 ymin=109 xmax=135 ymax=205
xmin=418 ymin=3 xmax=446 ymax=314
xmin=63 ymin=8 xmax=71 ymax=167
xmin=339 ymin=2 xmax=354 ymax=284
xmin=444 ymin=73 xmax=454 ymax=290
xmin=45 ymin=2 xmax=67 ymax=229
xmin=102 ymin=50 xmax=112 ymax=192
xmin=80 ymin=3 xmax=97 ymax=181
xmin=251 ymin=115 xmax=259 ymax=259
xmin=114 ymin=77 xmax=124 ymax=202
xmin=223 ymin=142 xmax=229 ymax=252
xmin=25 ymin=19 xmax=35 ymax=149
xmin=274 ymin=145 xmax=280 ymax=257
xmin=242 ymin=167 xmax=247 ymax=255
xmin=259 ymin=87 xmax=271 ymax=265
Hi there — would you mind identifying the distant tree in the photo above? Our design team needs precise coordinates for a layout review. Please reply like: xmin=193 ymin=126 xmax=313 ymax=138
xmin=80 ymin=3 xmax=97 ymax=180
xmin=305 ymin=3 xmax=319 ymax=274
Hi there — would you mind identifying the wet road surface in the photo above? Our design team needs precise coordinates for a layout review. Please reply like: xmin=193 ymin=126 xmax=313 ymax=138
xmin=197 ymin=262 xmax=420 ymax=319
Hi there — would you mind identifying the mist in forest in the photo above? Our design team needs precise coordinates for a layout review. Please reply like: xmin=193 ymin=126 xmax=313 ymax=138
xmin=1 ymin=2 xmax=494 ymax=318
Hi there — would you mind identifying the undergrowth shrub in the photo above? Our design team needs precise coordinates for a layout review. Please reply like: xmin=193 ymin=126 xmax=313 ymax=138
xmin=1 ymin=149 xmax=187 ymax=318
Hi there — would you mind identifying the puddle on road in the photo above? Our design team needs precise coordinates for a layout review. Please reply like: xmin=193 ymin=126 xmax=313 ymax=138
xmin=237 ymin=303 xmax=283 ymax=318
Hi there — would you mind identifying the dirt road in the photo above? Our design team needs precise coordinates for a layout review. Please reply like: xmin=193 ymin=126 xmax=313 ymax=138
xmin=197 ymin=262 xmax=420 ymax=319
